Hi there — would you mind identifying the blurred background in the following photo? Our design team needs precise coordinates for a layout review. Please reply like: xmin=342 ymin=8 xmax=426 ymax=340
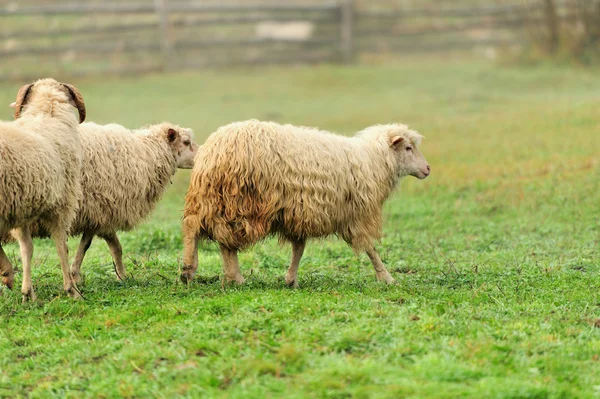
xmin=1 ymin=0 xmax=599 ymax=81
xmin=2 ymin=3 xmax=600 ymax=396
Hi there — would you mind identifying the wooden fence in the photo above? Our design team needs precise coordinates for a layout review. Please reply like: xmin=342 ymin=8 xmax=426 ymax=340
xmin=0 ymin=0 xmax=574 ymax=81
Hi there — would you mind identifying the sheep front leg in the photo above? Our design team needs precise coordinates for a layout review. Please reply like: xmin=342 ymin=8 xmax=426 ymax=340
xmin=12 ymin=227 xmax=36 ymax=302
xmin=180 ymin=226 xmax=199 ymax=284
xmin=0 ymin=244 xmax=15 ymax=291
xmin=101 ymin=232 xmax=126 ymax=281
xmin=219 ymin=244 xmax=245 ymax=284
xmin=52 ymin=230 xmax=81 ymax=299
xmin=365 ymin=246 xmax=395 ymax=284
xmin=285 ymin=239 xmax=305 ymax=288
xmin=70 ymin=231 xmax=94 ymax=284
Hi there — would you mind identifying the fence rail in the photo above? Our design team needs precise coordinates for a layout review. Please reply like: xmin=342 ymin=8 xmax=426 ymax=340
xmin=0 ymin=0 xmax=575 ymax=81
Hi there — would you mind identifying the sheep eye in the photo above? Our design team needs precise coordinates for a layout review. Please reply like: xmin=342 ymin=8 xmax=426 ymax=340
xmin=406 ymin=146 xmax=413 ymax=152
xmin=183 ymin=140 xmax=191 ymax=146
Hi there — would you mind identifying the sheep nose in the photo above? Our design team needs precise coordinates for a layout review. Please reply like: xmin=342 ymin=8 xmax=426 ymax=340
xmin=421 ymin=164 xmax=430 ymax=178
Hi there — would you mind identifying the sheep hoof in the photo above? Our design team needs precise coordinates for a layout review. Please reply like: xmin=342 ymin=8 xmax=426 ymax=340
xmin=1 ymin=274 xmax=14 ymax=290
xmin=377 ymin=273 xmax=396 ymax=285
xmin=285 ymin=275 xmax=299 ymax=289
xmin=180 ymin=272 xmax=193 ymax=285
xmin=224 ymin=275 xmax=245 ymax=285
xmin=21 ymin=289 xmax=37 ymax=303
xmin=66 ymin=286 xmax=82 ymax=300
xmin=113 ymin=263 xmax=128 ymax=282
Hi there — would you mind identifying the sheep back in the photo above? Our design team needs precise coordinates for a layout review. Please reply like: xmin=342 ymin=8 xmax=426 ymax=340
xmin=0 ymin=117 xmax=81 ymax=235
xmin=69 ymin=122 xmax=178 ymax=236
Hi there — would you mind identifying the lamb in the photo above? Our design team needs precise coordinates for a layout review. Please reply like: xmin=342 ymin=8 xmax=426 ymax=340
xmin=181 ymin=119 xmax=430 ymax=287
xmin=0 ymin=78 xmax=86 ymax=301
xmin=3 ymin=120 xmax=198 ymax=283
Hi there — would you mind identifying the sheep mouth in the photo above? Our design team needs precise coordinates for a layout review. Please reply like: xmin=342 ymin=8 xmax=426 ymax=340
xmin=414 ymin=169 xmax=430 ymax=179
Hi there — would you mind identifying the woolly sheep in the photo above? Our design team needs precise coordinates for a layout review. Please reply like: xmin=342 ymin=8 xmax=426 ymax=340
xmin=3 ymin=121 xmax=198 ymax=283
xmin=0 ymin=78 xmax=86 ymax=301
xmin=181 ymin=119 xmax=430 ymax=287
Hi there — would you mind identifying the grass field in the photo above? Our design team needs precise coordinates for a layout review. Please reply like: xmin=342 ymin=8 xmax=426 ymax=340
xmin=1 ymin=58 xmax=599 ymax=398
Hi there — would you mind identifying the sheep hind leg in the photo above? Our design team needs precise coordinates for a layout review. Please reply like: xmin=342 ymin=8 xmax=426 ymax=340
xmin=70 ymin=231 xmax=94 ymax=284
xmin=12 ymin=227 xmax=36 ymax=302
xmin=285 ymin=239 xmax=305 ymax=288
xmin=101 ymin=232 xmax=126 ymax=281
xmin=219 ymin=244 xmax=245 ymax=284
xmin=180 ymin=225 xmax=199 ymax=284
xmin=52 ymin=230 xmax=81 ymax=299
xmin=0 ymin=244 xmax=15 ymax=291
xmin=365 ymin=246 xmax=395 ymax=284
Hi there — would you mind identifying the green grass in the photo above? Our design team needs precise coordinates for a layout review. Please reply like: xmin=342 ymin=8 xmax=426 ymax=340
xmin=1 ymin=58 xmax=600 ymax=398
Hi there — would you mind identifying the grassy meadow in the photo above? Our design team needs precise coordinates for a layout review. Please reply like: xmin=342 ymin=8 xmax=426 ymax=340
xmin=0 ymin=58 xmax=599 ymax=398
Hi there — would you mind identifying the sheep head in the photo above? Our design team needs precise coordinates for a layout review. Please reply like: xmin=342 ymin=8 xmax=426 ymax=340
xmin=387 ymin=124 xmax=430 ymax=179
xmin=13 ymin=79 xmax=86 ymax=123
xmin=159 ymin=124 xmax=198 ymax=169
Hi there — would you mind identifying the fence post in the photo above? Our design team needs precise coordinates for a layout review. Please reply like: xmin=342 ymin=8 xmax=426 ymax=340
xmin=154 ymin=0 xmax=173 ymax=71
xmin=543 ymin=0 xmax=559 ymax=54
xmin=340 ymin=0 xmax=354 ymax=63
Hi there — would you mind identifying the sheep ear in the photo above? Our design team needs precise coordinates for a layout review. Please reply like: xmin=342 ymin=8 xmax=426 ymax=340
xmin=167 ymin=128 xmax=179 ymax=143
xmin=390 ymin=136 xmax=404 ymax=148
xmin=13 ymin=83 xmax=33 ymax=119
xmin=61 ymin=83 xmax=86 ymax=123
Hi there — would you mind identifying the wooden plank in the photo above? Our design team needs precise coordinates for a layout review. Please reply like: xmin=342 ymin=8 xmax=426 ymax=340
xmin=168 ymin=13 xmax=339 ymax=26
xmin=356 ymin=17 xmax=548 ymax=38
xmin=0 ymin=3 xmax=155 ymax=15
xmin=0 ymin=22 xmax=159 ymax=40
xmin=358 ymin=38 xmax=519 ymax=53
xmin=0 ymin=1 xmax=338 ymax=16
xmin=167 ymin=2 xmax=339 ymax=13
xmin=0 ymin=41 xmax=162 ymax=58
xmin=0 ymin=13 xmax=339 ymax=41
xmin=175 ymin=37 xmax=337 ymax=50
xmin=356 ymin=3 xmax=549 ymax=20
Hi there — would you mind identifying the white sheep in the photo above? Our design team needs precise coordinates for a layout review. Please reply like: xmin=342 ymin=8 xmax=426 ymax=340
xmin=68 ymin=122 xmax=198 ymax=282
xmin=0 ymin=78 xmax=86 ymax=301
xmin=181 ymin=119 xmax=430 ymax=287
xmin=2 ymin=121 xmax=198 ymax=283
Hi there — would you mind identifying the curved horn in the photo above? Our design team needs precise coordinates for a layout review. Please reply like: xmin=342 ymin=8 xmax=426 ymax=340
xmin=13 ymin=83 xmax=33 ymax=119
xmin=61 ymin=83 xmax=86 ymax=123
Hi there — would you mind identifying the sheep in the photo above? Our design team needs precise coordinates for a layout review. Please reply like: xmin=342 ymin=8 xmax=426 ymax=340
xmin=181 ymin=119 xmax=430 ymax=287
xmin=2 ymin=120 xmax=198 ymax=283
xmin=68 ymin=122 xmax=198 ymax=282
xmin=0 ymin=78 xmax=86 ymax=301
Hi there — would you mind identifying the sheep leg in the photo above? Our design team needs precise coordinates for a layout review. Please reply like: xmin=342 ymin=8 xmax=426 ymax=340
xmin=219 ymin=244 xmax=245 ymax=284
xmin=0 ymin=245 xmax=15 ymax=291
xmin=13 ymin=227 xmax=36 ymax=302
xmin=52 ymin=231 xmax=81 ymax=299
xmin=70 ymin=231 xmax=94 ymax=284
xmin=181 ymin=226 xmax=199 ymax=284
xmin=365 ymin=246 xmax=395 ymax=284
xmin=285 ymin=239 xmax=306 ymax=288
xmin=101 ymin=232 xmax=126 ymax=281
